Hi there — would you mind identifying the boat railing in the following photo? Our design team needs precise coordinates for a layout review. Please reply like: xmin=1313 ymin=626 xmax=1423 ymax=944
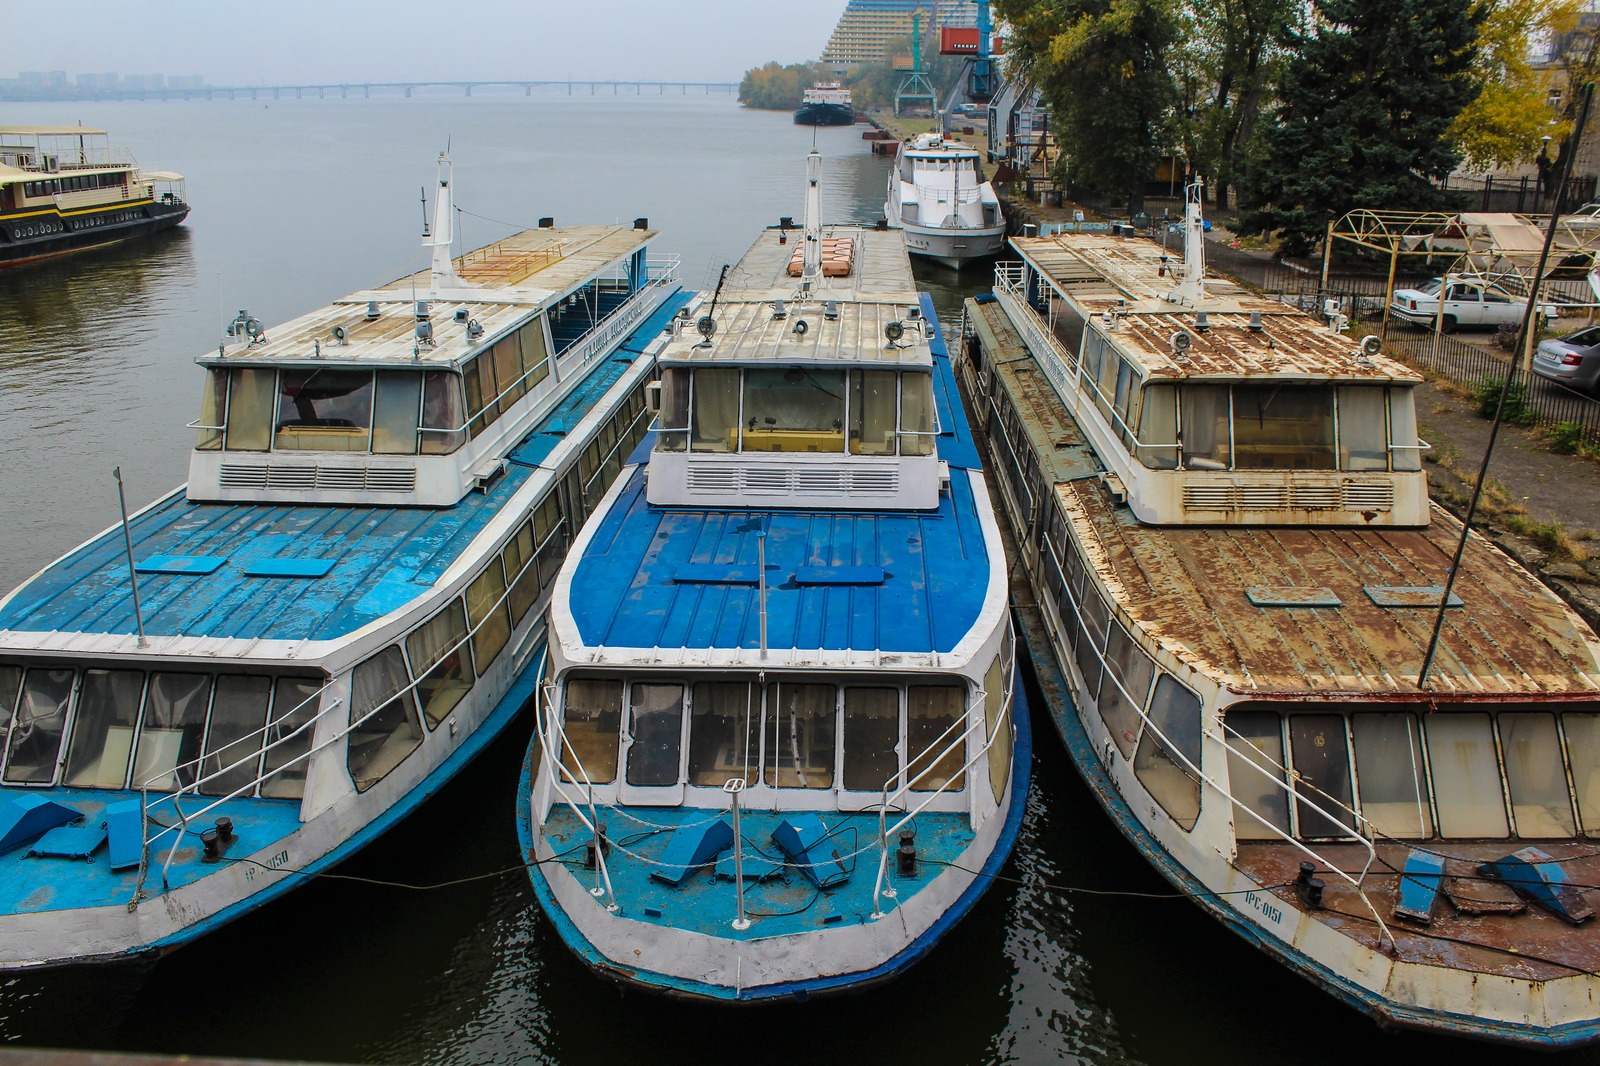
xmin=1055 ymin=561 xmax=1394 ymax=946
xmin=870 ymin=650 xmax=1015 ymax=918
xmin=131 ymin=547 xmax=550 ymax=904
xmin=993 ymin=268 xmax=1080 ymax=407
xmin=531 ymin=661 xmax=618 ymax=911
xmin=552 ymin=259 xmax=679 ymax=371
xmin=913 ymin=182 xmax=981 ymax=207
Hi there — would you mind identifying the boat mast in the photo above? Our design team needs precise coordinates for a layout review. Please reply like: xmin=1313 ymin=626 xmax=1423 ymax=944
xmin=802 ymin=148 xmax=824 ymax=285
xmin=424 ymin=150 xmax=466 ymax=291
xmin=1171 ymin=180 xmax=1207 ymax=306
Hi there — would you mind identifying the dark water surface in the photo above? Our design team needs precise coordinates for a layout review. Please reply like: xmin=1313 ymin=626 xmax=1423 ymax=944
xmin=0 ymin=97 xmax=1584 ymax=1065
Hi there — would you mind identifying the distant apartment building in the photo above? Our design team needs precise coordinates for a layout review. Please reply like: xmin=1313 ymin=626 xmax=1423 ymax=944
xmin=821 ymin=0 xmax=977 ymax=67
xmin=121 ymin=74 xmax=166 ymax=91
xmin=167 ymin=75 xmax=204 ymax=90
xmin=76 ymin=73 xmax=119 ymax=90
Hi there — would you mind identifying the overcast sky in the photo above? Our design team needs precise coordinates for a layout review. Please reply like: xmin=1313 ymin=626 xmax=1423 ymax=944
xmin=2 ymin=0 xmax=848 ymax=85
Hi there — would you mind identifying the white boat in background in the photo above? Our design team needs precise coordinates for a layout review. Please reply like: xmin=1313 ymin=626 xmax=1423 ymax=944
xmin=961 ymin=182 xmax=1600 ymax=1047
xmin=0 ymin=154 xmax=687 ymax=970
xmin=518 ymin=149 xmax=1029 ymax=1001
xmin=885 ymin=132 xmax=1005 ymax=269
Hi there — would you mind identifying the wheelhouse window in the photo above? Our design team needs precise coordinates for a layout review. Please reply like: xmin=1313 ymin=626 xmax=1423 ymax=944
xmin=261 ymin=676 xmax=322 ymax=800
xmin=688 ymin=682 xmax=758 ymax=786
xmin=1133 ymin=675 xmax=1202 ymax=830
xmin=1099 ymin=623 xmax=1155 ymax=758
xmin=767 ymin=683 xmax=836 ymax=789
xmin=626 ymin=683 xmax=685 ymax=787
xmin=407 ymin=600 xmax=474 ymax=727
xmin=134 ymin=672 xmax=211 ymax=791
xmin=420 ymin=371 xmax=467 ymax=454
xmin=202 ymin=675 xmax=271 ymax=797
xmin=1425 ymin=712 xmax=1510 ymax=838
xmin=275 ymin=369 xmax=374 ymax=452
xmin=744 ymin=368 xmax=845 ymax=452
xmin=1501 ymin=712 xmax=1576 ymax=837
xmin=563 ymin=679 xmax=622 ymax=785
xmin=657 ymin=367 xmax=690 ymax=452
xmin=224 ymin=368 xmax=276 ymax=452
xmin=1232 ymin=385 xmax=1335 ymax=470
xmin=1158 ymin=383 xmax=1420 ymax=473
xmin=372 ymin=371 xmax=423 ymax=455
xmin=907 ymin=685 xmax=965 ymax=791
xmin=843 ymin=687 xmax=899 ymax=791
xmin=1286 ymin=714 xmax=1357 ymax=838
xmin=1 ymin=667 xmax=73 ymax=784
xmin=1350 ymin=713 xmax=1431 ymax=838
xmin=1224 ymin=711 xmax=1290 ymax=839
xmin=62 ymin=669 xmax=143 ymax=788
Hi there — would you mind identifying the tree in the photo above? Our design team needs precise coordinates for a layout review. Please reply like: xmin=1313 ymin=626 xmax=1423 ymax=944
xmin=996 ymin=0 xmax=1181 ymax=213
xmin=1238 ymin=0 xmax=1484 ymax=255
xmin=738 ymin=62 xmax=822 ymax=111
xmin=1171 ymin=0 xmax=1297 ymax=210
xmin=1451 ymin=0 xmax=1578 ymax=171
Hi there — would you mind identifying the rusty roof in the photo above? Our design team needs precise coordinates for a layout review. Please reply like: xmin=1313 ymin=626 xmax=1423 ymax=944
xmin=1062 ymin=478 xmax=1600 ymax=698
xmin=1011 ymin=233 xmax=1422 ymax=384
xmin=200 ymin=225 xmax=654 ymax=371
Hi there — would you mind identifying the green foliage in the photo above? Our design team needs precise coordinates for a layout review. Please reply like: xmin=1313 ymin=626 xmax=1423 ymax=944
xmin=1451 ymin=0 xmax=1576 ymax=170
xmin=1549 ymin=421 xmax=1585 ymax=454
xmin=995 ymin=0 xmax=1180 ymax=212
xmin=1469 ymin=376 xmax=1538 ymax=426
xmin=839 ymin=35 xmax=967 ymax=110
xmin=738 ymin=61 xmax=822 ymax=111
xmin=1238 ymin=0 xmax=1484 ymax=255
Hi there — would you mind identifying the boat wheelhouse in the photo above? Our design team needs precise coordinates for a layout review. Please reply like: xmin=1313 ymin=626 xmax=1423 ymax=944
xmin=519 ymin=150 xmax=1029 ymax=1001
xmin=0 ymin=126 xmax=188 ymax=267
xmin=961 ymin=183 xmax=1600 ymax=1046
xmin=885 ymin=133 xmax=1004 ymax=270
xmin=0 ymin=156 xmax=688 ymax=970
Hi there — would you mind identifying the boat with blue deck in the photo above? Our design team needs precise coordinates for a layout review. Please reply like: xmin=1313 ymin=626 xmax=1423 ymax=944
xmin=0 ymin=154 xmax=689 ymax=969
xmin=962 ymin=183 xmax=1600 ymax=1046
xmin=518 ymin=150 xmax=1029 ymax=1001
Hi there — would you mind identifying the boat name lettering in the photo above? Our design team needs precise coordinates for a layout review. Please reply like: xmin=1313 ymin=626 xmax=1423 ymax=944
xmin=1243 ymin=890 xmax=1283 ymax=924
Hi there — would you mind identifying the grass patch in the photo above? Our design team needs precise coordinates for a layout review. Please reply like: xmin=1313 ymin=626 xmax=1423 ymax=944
xmin=1502 ymin=515 xmax=1591 ymax=563
xmin=1468 ymin=376 xmax=1538 ymax=427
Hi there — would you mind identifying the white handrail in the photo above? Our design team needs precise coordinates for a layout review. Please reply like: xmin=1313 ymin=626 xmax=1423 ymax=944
xmin=870 ymin=654 xmax=1014 ymax=917
xmin=532 ymin=666 xmax=617 ymax=910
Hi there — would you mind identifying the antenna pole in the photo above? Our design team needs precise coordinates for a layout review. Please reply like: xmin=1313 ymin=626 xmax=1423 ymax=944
xmin=419 ymin=185 xmax=429 ymax=236
xmin=757 ymin=531 xmax=768 ymax=659
xmin=114 ymin=467 xmax=148 ymax=648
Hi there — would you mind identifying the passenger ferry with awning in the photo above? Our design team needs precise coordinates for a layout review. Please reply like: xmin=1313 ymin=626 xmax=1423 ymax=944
xmin=518 ymin=150 xmax=1029 ymax=1001
xmin=961 ymin=183 xmax=1600 ymax=1047
xmin=0 ymin=154 xmax=687 ymax=969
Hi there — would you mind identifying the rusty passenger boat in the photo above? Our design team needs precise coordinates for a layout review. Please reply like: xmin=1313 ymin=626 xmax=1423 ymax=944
xmin=960 ymin=185 xmax=1600 ymax=1046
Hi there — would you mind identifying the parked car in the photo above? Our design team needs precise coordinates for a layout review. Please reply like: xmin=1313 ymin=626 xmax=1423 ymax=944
xmin=1559 ymin=202 xmax=1600 ymax=230
xmin=1533 ymin=325 xmax=1600 ymax=392
xmin=1389 ymin=276 xmax=1559 ymax=332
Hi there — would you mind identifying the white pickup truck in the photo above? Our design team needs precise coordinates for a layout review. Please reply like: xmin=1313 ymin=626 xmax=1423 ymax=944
xmin=1389 ymin=276 xmax=1558 ymax=332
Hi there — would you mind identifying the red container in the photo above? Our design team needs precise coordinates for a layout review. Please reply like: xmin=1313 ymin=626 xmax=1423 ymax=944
xmin=940 ymin=27 xmax=980 ymax=54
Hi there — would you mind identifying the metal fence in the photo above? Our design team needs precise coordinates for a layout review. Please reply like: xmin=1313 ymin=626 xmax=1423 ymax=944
xmin=1438 ymin=173 xmax=1596 ymax=215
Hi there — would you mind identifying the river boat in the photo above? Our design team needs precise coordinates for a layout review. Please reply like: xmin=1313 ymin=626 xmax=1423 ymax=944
xmin=793 ymin=83 xmax=855 ymax=126
xmin=959 ymin=183 xmax=1600 ymax=1047
xmin=0 ymin=126 xmax=188 ymax=267
xmin=518 ymin=149 xmax=1030 ymax=1001
xmin=884 ymin=132 xmax=1005 ymax=270
xmin=0 ymin=154 xmax=688 ymax=970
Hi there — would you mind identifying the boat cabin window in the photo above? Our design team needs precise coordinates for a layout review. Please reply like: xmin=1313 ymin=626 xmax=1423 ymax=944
xmin=1224 ymin=711 xmax=1291 ymax=840
xmin=204 ymin=367 xmax=467 ymax=456
xmin=463 ymin=319 xmax=552 ymax=439
xmin=560 ymin=673 xmax=980 ymax=799
xmin=1224 ymin=705 xmax=1600 ymax=843
xmin=1133 ymin=675 xmax=1203 ymax=831
xmin=0 ymin=664 xmax=325 ymax=796
xmin=1098 ymin=623 xmax=1155 ymax=758
xmin=406 ymin=599 xmax=475 ymax=728
xmin=347 ymin=645 xmax=423 ymax=793
xmin=656 ymin=367 xmax=937 ymax=456
xmin=1148 ymin=383 xmax=1420 ymax=473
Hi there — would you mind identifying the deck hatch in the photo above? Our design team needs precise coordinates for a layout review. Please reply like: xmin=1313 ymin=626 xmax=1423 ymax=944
xmin=1245 ymin=586 xmax=1342 ymax=608
xmin=795 ymin=566 xmax=887 ymax=586
xmin=244 ymin=558 xmax=338 ymax=579
xmin=135 ymin=555 xmax=229 ymax=576
xmin=671 ymin=563 xmax=761 ymax=585
xmin=1365 ymin=585 xmax=1463 ymax=608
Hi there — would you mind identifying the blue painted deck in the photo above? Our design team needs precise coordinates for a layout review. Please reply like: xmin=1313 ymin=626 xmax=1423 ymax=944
xmin=568 ymin=295 xmax=991 ymax=655
xmin=541 ymin=806 xmax=973 ymax=940
xmin=0 ymin=788 xmax=301 ymax=916
xmin=0 ymin=289 xmax=685 ymax=643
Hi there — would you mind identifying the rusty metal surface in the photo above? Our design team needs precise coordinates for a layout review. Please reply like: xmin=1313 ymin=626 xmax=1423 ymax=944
xmin=1237 ymin=842 xmax=1600 ymax=981
xmin=1061 ymin=478 xmax=1600 ymax=696
xmin=1010 ymin=233 xmax=1421 ymax=383
xmin=967 ymin=299 xmax=1101 ymax=484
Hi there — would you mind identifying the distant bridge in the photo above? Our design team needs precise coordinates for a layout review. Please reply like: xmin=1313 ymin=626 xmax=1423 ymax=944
xmin=0 ymin=80 xmax=740 ymax=103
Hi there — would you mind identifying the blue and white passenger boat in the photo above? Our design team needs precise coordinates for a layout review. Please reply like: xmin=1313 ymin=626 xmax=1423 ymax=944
xmin=518 ymin=150 xmax=1030 ymax=1001
xmin=0 ymin=155 xmax=688 ymax=970
xmin=963 ymin=185 xmax=1600 ymax=1046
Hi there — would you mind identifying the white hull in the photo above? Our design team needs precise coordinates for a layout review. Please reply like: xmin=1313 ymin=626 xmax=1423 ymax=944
xmin=897 ymin=220 xmax=1008 ymax=269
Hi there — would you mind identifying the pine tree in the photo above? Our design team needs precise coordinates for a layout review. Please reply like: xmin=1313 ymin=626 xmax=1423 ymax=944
xmin=1238 ymin=0 xmax=1483 ymax=255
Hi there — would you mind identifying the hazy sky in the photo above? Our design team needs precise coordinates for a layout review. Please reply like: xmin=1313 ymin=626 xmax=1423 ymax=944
xmin=2 ymin=0 xmax=848 ymax=85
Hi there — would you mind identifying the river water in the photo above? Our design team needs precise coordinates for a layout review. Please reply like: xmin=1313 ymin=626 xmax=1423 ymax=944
xmin=0 ymin=97 xmax=1575 ymax=1065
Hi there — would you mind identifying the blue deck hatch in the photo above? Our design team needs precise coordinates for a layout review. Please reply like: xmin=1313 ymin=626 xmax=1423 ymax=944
xmin=649 ymin=818 xmax=734 ymax=886
xmin=0 ymin=795 xmax=83 ymax=856
xmin=772 ymin=814 xmax=850 ymax=889
xmin=1392 ymin=849 xmax=1445 ymax=924
xmin=29 ymin=824 xmax=107 ymax=860
xmin=1479 ymin=847 xmax=1596 ymax=925
xmin=135 ymin=555 xmax=228 ymax=576
xmin=244 ymin=558 xmax=337 ymax=578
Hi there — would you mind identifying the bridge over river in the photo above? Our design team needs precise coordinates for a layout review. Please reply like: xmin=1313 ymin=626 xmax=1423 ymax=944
xmin=0 ymin=80 xmax=739 ymax=103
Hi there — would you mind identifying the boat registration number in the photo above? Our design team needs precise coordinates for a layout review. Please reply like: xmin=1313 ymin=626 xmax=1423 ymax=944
xmin=1243 ymin=890 xmax=1284 ymax=925
xmin=242 ymin=850 xmax=291 ymax=881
